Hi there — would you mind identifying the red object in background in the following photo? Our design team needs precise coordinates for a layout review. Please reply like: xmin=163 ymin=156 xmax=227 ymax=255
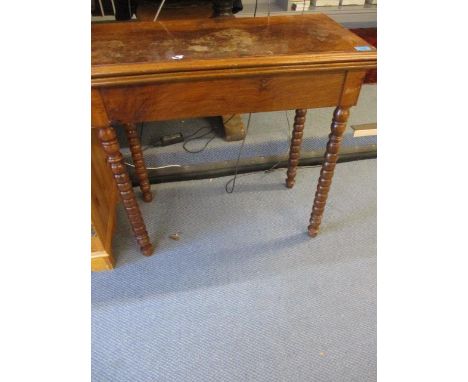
xmin=350 ymin=28 xmax=377 ymax=84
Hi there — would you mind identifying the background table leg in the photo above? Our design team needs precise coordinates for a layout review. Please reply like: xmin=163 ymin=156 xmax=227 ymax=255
xmin=98 ymin=125 xmax=154 ymax=256
xmin=124 ymin=123 xmax=153 ymax=202
xmin=222 ymin=114 xmax=246 ymax=141
xmin=308 ymin=106 xmax=350 ymax=237
xmin=286 ymin=109 xmax=307 ymax=188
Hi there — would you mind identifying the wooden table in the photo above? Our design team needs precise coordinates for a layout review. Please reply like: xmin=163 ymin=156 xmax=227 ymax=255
xmin=91 ymin=14 xmax=377 ymax=257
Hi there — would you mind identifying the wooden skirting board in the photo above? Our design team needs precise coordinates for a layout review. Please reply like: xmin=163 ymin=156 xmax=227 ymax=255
xmin=352 ymin=123 xmax=377 ymax=137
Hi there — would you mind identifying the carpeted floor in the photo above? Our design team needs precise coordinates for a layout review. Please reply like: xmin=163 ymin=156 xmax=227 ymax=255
xmin=92 ymin=159 xmax=376 ymax=382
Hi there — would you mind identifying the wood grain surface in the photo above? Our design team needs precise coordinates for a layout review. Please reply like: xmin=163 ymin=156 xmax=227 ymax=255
xmin=92 ymin=15 xmax=376 ymax=81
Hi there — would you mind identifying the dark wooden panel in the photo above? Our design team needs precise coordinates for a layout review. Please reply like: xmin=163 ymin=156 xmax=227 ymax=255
xmin=100 ymin=71 xmax=346 ymax=123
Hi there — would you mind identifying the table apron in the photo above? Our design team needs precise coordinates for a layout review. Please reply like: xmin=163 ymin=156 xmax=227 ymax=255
xmin=93 ymin=70 xmax=366 ymax=125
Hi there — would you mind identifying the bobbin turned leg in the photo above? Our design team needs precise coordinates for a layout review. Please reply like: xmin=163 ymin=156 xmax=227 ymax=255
xmin=286 ymin=109 xmax=307 ymax=188
xmin=98 ymin=125 xmax=154 ymax=256
xmin=123 ymin=123 xmax=153 ymax=202
xmin=308 ymin=106 xmax=350 ymax=237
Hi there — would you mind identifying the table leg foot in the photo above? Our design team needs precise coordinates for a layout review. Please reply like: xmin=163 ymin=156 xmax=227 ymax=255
xmin=308 ymin=106 xmax=350 ymax=236
xmin=286 ymin=109 xmax=307 ymax=189
xmin=308 ymin=228 xmax=318 ymax=238
xmin=141 ymin=243 xmax=155 ymax=256
xmin=222 ymin=114 xmax=246 ymax=141
xmin=98 ymin=125 xmax=155 ymax=257
xmin=124 ymin=123 xmax=153 ymax=203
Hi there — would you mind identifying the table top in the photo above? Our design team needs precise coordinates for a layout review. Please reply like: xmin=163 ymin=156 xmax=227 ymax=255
xmin=92 ymin=14 xmax=376 ymax=80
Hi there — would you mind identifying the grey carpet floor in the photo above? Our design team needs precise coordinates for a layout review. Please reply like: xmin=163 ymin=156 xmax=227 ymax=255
xmin=117 ymin=85 xmax=377 ymax=167
xmin=92 ymin=159 xmax=377 ymax=382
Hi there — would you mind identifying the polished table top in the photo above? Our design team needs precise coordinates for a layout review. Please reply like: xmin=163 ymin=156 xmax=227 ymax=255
xmin=91 ymin=15 xmax=376 ymax=80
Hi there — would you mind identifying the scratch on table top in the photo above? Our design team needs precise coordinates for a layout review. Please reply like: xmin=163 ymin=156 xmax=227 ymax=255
xmin=188 ymin=29 xmax=257 ymax=54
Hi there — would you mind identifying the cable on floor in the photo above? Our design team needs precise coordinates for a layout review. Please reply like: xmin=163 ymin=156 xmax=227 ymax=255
xmin=182 ymin=126 xmax=217 ymax=154
xmin=225 ymin=113 xmax=252 ymax=193
xmin=223 ymin=110 xmax=305 ymax=192
xmin=181 ymin=115 xmax=235 ymax=154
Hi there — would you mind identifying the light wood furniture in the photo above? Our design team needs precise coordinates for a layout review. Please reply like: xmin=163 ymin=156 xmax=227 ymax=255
xmin=91 ymin=14 xmax=376 ymax=257
xmin=91 ymin=129 xmax=118 ymax=270
xmin=222 ymin=114 xmax=246 ymax=141
xmin=352 ymin=122 xmax=377 ymax=137
xmin=92 ymin=225 xmax=115 ymax=271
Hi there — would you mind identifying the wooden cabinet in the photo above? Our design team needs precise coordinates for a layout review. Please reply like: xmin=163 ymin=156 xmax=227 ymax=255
xmin=91 ymin=129 xmax=118 ymax=271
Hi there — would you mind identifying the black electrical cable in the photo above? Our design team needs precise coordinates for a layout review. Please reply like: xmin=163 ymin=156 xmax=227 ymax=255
xmin=222 ymin=114 xmax=236 ymax=125
xmin=225 ymin=113 xmax=252 ymax=193
xmin=182 ymin=126 xmax=217 ymax=154
xmin=224 ymin=110 xmax=295 ymax=193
